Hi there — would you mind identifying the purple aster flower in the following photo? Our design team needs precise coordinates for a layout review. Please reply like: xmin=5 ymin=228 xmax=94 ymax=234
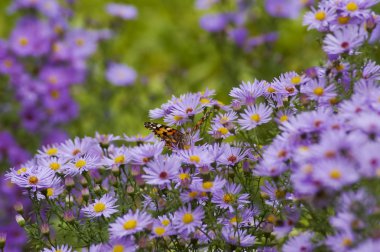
xmin=109 ymin=209 xmax=152 ymax=238
xmin=301 ymin=78 xmax=337 ymax=105
xmin=217 ymin=145 xmax=248 ymax=166
xmin=254 ymin=159 xmax=288 ymax=177
xmin=94 ymin=132 xmax=121 ymax=146
xmin=208 ymin=122 xmax=233 ymax=139
xmin=199 ymin=13 xmax=228 ymax=32
xmin=164 ymin=93 xmax=203 ymax=126
xmin=230 ymin=80 xmax=265 ymax=106
xmin=7 ymin=165 xmax=60 ymax=191
xmin=361 ymin=60 xmax=380 ymax=81
xmin=303 ymin=5 xmax=336 ymax=31
xmin=36 ymin=0 xmax=62 ymax=18
xmin=101 ymin=237 xmax=136 ymax=252
xmin=195 ymin=0 xmax=219 ymax=9
xmin=173 ymin=204 xmax=205 ymax=235
xmin=337 ymin=0 xmax=379 ymax=20
xmin=330 ymin=212 xmax=363 ymax=233
xmin=82 ymin=194 xmax=118 ymax=218
xmin=124 ymin=133 xmax=155 ymax=143
xmin=64 ymin=154 xmax=102 ymax=176
xmin=350 ymin=239 xmax=380 ymax=252
xmin=130 ymin=142 xmax=164 ymax=165
xmin=282 ymin=232 xmax=314 ymax=252
xmin=313 ymin=158 xmax=359 ymax=190
xmin=103 ymin=146 xmax=130 ymax=168
xmin=142 ymin=155 xmax=181 ymax=186
xmin=212 ymin=183 xmax=249 ymax=212
xmin=354 ymin=142 xmax=380 ymax=177
xmin=106 ymin=3 xmax=138 ymax=20
xmin=237 ymin=103 xmax=273 ymax=130
xmin=106 ymin=63 xmax=137 ymax=86
xmin=325 ymin=231 xmax=355 ymax=252
xmin=42 ymin=244 xmax=73 ymax=252
xmin=338 ymin=189 xmax=375 ymax=213
xmin=323 ymin=25 xmax=367 ymax=55
xmin=179 ymin=146 xmax=213 ymax=167
xmin=9 ymin=17 xmax=53 ymax=57
xmin=190 ymin=176 xmax=226 ymax=193
xmin=65 ymin=29 xmax=98 ymax=59
xmin=265 ymin=0 xmax=303 ymax=19
xmin=0 ymin=55 xmax=23 ymax=76
xmin=59 ymin=137 xmax=98 ymax=158
xmin=222 ymin=227 xmax=255 ymax=247
xmin=151 ymin=216 xmax=176 ymax=237
xmin=37 ymin=156 xmax=66 ymax=174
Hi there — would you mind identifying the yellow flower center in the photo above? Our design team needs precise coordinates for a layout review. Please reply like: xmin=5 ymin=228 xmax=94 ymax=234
xmin=75 ymin=38 xmax=85 ymax=46
xmin=218 ymin=127 xmax=229 ymax=135
xmin=280 ymin=115 xmax=288 ymax=122
xmin=161 ymin=219 xmax=170 ymax=226
xmin=250 ymin=114 xmax=261 ymax=122
xmin=49 ymin=162 xmax=60 ymax=171
xmin=47 ymin=188 xmax=54 ymax=197
xmin=342 ymin=238 xmax=353 ymax=247
xmin=179 ymin=173 xmax=190 ymax=180
xmin=174 ymin=115 xmax=183 ymax=121
xmin=114 ymin=155 xmax=125 ymax=164
xmin=314 ymin=11 xmax=326 ymax=21
xmin=223 ymin=193 xmax=234 ymax=204
xmin=75 ymin=159 xmax=86 ymax=169
xmin=56 ymin=250 xmax=62 ymax=252
xmin=313 ymin=87 xmax=324 ymax=96
xmin=346 ymin=2 xmax=358 ymax=11
xmin=29 ymin=176 xmax=39 ymax=185
xmin=17 ymin=167 xmax=27 ymax=175
xmin=220 ymin=116 xmax=229 ymax=124
xmin=46 ymin=148 xmax=58 ymax=156
xmin=189 ymin=155 xmax=200 ymax=163
xmin=267 ymin=214 xmax=277 ymax=223
xmin=229 ymin=216 xmax=242 ymax=224
xmin=123 ymin=220 xmax=137 ymax=230
xmin=182 ymin=213 xmax=194 ymax=224
xmin=93 ymin=202 xmax=106 ymax=213
xmin=51 ymin=90 xmax=60 ymax=99
xmin=19 ymin=37 xmax=29 ymax=46
xmin=330 ymin=169 xmax=342 ymax=180
xmin=113 ymin=244 xmax=125 ymax=252
xmin=3 ymin=59 xmax=12 ymax=68
xmin=154 ymin=227 xmax=166 ymax=236
xmin=335 ymin=64 xmax=345 ymax=71
xmin=202 ymin=181 xmax=213 ymax=190
xmin=200 ymin=98 xmax=210 ymax=104
xmin=338 ymin=16 xmax=350 ymax=24
xmin=188 ymin=191 xmax=198 ymax=198
xmin=48 ymin=75 xmax=58 ymax=85
xmin=267 ymin=86 xmax=276 ymax=93
xmin=290 ymin=76 xmax=301 ymax=85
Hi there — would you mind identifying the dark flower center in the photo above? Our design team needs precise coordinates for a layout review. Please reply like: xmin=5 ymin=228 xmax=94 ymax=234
xmin=159 ymin=171 xmax=168 ymax=179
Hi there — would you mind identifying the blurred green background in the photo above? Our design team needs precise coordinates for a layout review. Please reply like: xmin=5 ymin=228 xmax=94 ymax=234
xmin=0 ymin=0 xmax=324 ymax=146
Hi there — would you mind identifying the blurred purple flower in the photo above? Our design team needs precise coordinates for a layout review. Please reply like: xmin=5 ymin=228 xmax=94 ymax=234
xmin=106 ymin=63 xmax=137 ymax=86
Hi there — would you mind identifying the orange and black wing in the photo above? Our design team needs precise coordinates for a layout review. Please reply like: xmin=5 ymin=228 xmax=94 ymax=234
xmin=144 ymin=122 xmax=185 ymax=149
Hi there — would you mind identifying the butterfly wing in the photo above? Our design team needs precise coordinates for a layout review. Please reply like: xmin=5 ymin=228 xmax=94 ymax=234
xmin=144 ymin=122 xmax=185 ymax=149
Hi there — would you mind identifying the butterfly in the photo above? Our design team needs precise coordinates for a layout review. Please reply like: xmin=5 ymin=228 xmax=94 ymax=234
xmin=144 ymin=109 xmax=212 ymax=149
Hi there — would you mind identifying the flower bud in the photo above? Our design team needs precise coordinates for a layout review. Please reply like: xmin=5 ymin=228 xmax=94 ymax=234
xmin=14 ymin=202 xmax=24 ymax=214
xmin=40 ymin=223 xmax=50 ymax=236
xmin=63 ymin=210 xmax=75 ymax=223
xmin=81 ymin=188 xmax=89 ymax=202
xmin=15 ymin=214 xmax=25 ymax=227
xmin=111 ymin=165 xmax=120 ymax=176
xmin=65 ymin=177 xmax=75 ymax=190
xmin=80 ymin=177 xmax=88 ymax=188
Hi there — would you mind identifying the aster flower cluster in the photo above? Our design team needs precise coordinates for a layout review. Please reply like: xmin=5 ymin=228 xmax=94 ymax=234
xmin=0 ymin=0 xmax=110 ymax=135
xmin=303 ymin=0 xmax=380 ymax=55
xmin=196 ymin=0 xmax=312 ymax=52
xmin=4 ymin=1 xmax=380 ymax=251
